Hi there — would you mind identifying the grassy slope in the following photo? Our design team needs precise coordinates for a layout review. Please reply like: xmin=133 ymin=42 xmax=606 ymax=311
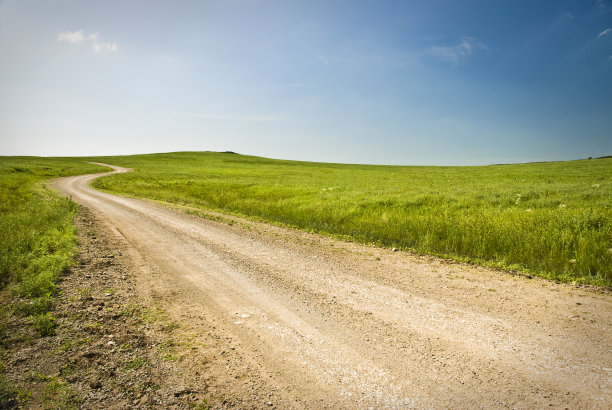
xmin=0 ymin=157 xmax=107 ymax=405
xmin=90 ymin=152 xmax=611 ymax=286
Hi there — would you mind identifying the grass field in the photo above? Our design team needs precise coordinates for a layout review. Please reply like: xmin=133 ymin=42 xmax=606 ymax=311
xmin=0 ymin=158 xmax=107 ymax=331
xmin=89 ymin=152 xmax=611 ymax=286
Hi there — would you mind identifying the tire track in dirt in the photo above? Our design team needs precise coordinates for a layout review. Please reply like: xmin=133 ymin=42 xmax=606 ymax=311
xmin=51 ymin=164 xmax=612 ymax=408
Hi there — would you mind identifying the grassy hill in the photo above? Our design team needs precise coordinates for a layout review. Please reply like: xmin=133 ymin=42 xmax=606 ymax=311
xmin=88 ymin=152 xmax=611 ymax=286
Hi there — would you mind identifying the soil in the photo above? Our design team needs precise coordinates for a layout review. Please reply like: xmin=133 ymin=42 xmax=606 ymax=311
xmin=4 ymin=164 xmax=611 ymax=408
xmin=2 ymin=206 xmax=210 ymax=408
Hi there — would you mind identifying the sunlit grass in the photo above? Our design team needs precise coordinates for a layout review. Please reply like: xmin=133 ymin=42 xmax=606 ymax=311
xmin=0 ymin=158 xmax=107 ymax=328
xmin=89 ymin=152 xmax=611 ymax=286
xmin=0 ymin=157 xmax=106 ymax=404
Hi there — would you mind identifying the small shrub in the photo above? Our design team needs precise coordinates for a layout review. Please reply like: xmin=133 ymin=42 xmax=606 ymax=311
xmin=30 ymin=312 xmax=56 ymax=337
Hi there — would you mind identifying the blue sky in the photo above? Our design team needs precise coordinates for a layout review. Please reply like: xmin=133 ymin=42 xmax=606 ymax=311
xmin=0 ymin=0 xmax=610 ymax=165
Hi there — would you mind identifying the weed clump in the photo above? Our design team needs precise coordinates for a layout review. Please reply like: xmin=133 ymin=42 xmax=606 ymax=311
xmin=29 ymin=312 xmax=57 ymax=337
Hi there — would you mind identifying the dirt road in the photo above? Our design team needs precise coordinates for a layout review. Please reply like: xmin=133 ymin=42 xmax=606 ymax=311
xmin=51 ymin=164 xmax=612 ymax=408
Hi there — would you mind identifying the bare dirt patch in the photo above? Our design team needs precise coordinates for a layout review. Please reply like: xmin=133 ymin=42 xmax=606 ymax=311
xmin=2 ymin=207 xmax=209 ymax=408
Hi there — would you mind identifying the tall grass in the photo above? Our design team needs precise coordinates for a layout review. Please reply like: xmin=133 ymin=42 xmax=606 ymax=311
xmin=90 ymin=152 xmax=611 ymax=286
xmin=0 ymin=158 xmax=107 ymax=326
xmin=0 ymin=157 xmax=105 ymax=405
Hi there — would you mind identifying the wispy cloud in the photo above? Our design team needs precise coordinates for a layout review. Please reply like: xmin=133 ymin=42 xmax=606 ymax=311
xmin=57 ymin=30 xmax=117 ymax=52
xmin=317 ymin=55 xmax=330 ymax=66
xmin=181 ymin=112 xmax=280 ymax=122
xmin=597 ymin=0 xmax=612 ymax=13
xmin=316 ymin=53 xmax=414 ymax=70
xmin=426 ymin=37 xmax=486 ymax=66
xmin=597 ymin=28 xmax=611 ymax=38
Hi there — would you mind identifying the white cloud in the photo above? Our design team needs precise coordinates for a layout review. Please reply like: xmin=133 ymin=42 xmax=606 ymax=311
xmin=57 ymin=30 xmax=85 ymax=44
xmin=597 ymin=28 xmax=611 ymax=38
xmin=427 ymin=37 xmax=485 ymax=66
xmin=57 ymin=30 xmax=117 ymax=52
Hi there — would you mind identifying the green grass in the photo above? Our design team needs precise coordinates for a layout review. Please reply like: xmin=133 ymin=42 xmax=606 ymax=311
xmin=0 ymin=158 xmax=107 ymax=331
xmin=0 ymin=355 xmax=15 ymax=408
xmin=0 ymin=157 xmax=105 ymax=405
xmin=87 ymin=152 xmax=611 ymax=286
xmin=40 ymin=374 xmax=81 ymax=409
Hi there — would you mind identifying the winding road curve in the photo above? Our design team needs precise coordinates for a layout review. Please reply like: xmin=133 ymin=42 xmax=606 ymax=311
xmin=52 ymin=164 xmax=612 ymax=408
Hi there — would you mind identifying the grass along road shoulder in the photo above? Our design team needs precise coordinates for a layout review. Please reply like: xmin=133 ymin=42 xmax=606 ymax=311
xmin=0 ymin=157 xmax=108 ymax=405
xmin=1 ymin=207 xmax=209 ymax=408
xmin=89 ymin=152 xmax=611 ymax=286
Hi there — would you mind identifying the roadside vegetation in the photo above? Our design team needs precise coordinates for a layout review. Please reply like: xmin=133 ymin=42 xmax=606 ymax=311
xmin=89 ymin=152 xmax=611 ymax=287
xmin=0 ymin=157 xmax=106 ymax=405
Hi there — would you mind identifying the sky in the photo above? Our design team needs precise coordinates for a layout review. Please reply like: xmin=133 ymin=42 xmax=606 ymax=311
xmin=0 ymin=0 xmax=611 ymax=165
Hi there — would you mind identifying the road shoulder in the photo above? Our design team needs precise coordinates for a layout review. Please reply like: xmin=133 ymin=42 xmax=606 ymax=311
xmin=2 ymin=207 xmax=209 ymax=408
